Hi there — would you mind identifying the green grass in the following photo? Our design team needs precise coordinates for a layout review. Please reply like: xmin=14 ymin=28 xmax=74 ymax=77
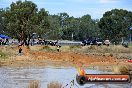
xmin=0 ymin=50 xmax=7 ymax=60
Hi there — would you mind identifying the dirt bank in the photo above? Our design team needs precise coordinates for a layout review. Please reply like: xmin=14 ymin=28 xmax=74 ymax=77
xmin=1 ymin=46 xmax=131 ymax=69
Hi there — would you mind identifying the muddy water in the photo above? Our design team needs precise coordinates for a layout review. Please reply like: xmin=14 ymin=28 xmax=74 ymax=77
xmin=0 ymin=67 xmax=131 ymax=88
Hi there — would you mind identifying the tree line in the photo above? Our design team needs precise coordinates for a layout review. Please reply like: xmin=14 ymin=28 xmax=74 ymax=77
xmin=0 ymin=0 xmax=132 ymax=45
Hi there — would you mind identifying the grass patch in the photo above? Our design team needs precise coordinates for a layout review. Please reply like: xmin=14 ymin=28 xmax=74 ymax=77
xmin=42 ymin=46 xmax=56 ymax=52
xmin=0 ymin=50 xmax=7 ymax=57
xmin=0 ymin=50 xmax=8 ymax=60
xmin=29 ymin=45 xmax=44 ymax=51
xmin=0 ymin=61 xmax=2 ymax=67
xmin=89 ymin=45 xmax=96 ymax=50
xmin=30 ymin=45 xmax=56 ymax=52
xmin=47 ymin=82 xmax=62 ymax=88
xmin=28 ymin=80 xmax=40 ymax=88
xmin=60 ymin=46 xmax=70 ymax=52
xmin=69 ymin=45 xmax=81 ymax=49
xmin=113 ymin=65 xmax=129 ymax=74
xmin=79 ymin=45 xmax=132 ymax=54
xmin=29 ymin=45 xmax=132 ymax=54
xmin=69 ymin=45 xmax=82 ymax=52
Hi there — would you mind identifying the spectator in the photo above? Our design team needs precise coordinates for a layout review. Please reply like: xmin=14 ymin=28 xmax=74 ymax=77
xmin=18 ymin=46 xmax=23 ymax=55
xmin=57 ymin=45 xmax=61 ymax=52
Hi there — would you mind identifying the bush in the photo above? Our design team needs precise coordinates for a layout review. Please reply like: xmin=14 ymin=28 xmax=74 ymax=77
xmin=119 ymin=66 xmax=129 ymax=74
xmin=0 ymin=50 xmax=7 ymax=59
xmin=113 ymin=66 xmax=129 ymax=74
xmin=28 ymin=80 xmax=40 ymax=88
xmin=47 ymin=82 xmax=62 ymax=88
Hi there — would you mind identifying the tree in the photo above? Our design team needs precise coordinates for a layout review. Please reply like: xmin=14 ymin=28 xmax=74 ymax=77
xmin=79 ymin=14 xmax=99 ymax=40
xmin=58 ymin=12 xmax=69 ymax=38
xmin=3 ymin=0 xmax=49 ymax=45
xmin=0 ymin=8 xmax=5 ymax=34
xmin=62 ymin=17 xmax=80 ymax=40
xmin=47 ymin=15 xmax=61 ymax=39
xmin=59 ymin=14 xmax=100 ymax=40
xmin=98 ymin=9 xmax=132 ymax=43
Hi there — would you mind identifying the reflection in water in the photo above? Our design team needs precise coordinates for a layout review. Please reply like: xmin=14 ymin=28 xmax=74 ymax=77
xmin=0 ymin=67 xmax=131 ymax=88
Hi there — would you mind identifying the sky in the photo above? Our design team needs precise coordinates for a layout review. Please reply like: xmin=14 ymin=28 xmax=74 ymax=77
xmin=0 ymin=0 xmax=132 ymax=19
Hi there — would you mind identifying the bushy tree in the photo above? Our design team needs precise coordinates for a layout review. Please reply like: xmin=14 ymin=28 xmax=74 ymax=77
xmin=98 ymin=9 xmax=132 ymax=43
xmin=3 ymin=0 xmax=49 ymax=45
xmin=0 ymin=8 xmax=5 ymax=34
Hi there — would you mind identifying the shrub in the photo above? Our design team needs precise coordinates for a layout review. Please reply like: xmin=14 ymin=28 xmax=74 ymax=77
xmin=28 ymin=80 xmax=40 ymax=88
xmin=113 ymin=65 xmax=129 ymax=74
xmin=47 ymin=82 xmax=62 ymax=88
xmin=0 ymin=50 xmax=7 ymax=59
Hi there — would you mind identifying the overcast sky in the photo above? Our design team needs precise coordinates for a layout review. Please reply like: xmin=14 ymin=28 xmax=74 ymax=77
xmin=0 ymin=0 xmax=132 ymax=19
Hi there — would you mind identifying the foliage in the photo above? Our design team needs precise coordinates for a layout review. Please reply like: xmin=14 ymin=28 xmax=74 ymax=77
xmin=48 ymin=14 xmax=100 ymax=40
xmin=1 ymin=1 xmax=132 ymax=43
xmin=2 ymin=0 xmax=49 ymax=45
xmin=46 ymin=15 xmax=61 ymax=39
xmin=0 ymin=8 xmax=5 ymax=34
xmin=98 ymin=9 xmax=132 ymax=44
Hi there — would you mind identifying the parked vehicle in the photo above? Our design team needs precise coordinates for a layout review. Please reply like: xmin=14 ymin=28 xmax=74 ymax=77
xmin=82 ymin=38 xmax=103 ymax=46
xmin=104 ymin=40 xmax=110 ymax=46
xmin=48 ymin=41 xmax=58 ymax=46
xmin=82 ymin=38 xmax=92 ymax=45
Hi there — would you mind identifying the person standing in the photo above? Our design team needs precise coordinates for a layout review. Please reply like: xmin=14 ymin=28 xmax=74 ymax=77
xmin=57 ymin=45 xmax=61 ymax=52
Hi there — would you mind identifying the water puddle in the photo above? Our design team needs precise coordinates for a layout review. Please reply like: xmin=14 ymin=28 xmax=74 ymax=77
xmin=0 ymin=67 xmax=131 ymax=88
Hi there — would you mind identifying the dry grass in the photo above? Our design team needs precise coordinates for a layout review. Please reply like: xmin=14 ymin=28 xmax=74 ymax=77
xmin=0 ymin=61 xmax=2 ymax=67
xmin=30 ymin=45 xmax=57 ymax=52
xmin=47 ymin=82 xmax=62 ymax=88
xmin=113 ymin=65 xmax=129 ymax=74
xmin=4 ymin=45 xmax=17 ymax=53
xmin=75 ymin=45 xmax=132 ymax=54
xmin=0 ymin=50 xmax=7 ymax=58
xmin=20 ymin=45 xmax=132 ymax=54
xmin=29 ymin=45 xmax=44 ymax=51
xmin=28 ymin=80 xmax=40 ymax=88
xmin=60 ymin=46 xmax=70 ymax=52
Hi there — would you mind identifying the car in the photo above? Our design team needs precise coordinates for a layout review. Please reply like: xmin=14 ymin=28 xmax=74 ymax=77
xmin=104 ymin=39 xmax=110 ymax=46
xmin=82 ymin=39 xmax=91 ymax=45
xmin=82 ymin=38 xmax=103 ymax=46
